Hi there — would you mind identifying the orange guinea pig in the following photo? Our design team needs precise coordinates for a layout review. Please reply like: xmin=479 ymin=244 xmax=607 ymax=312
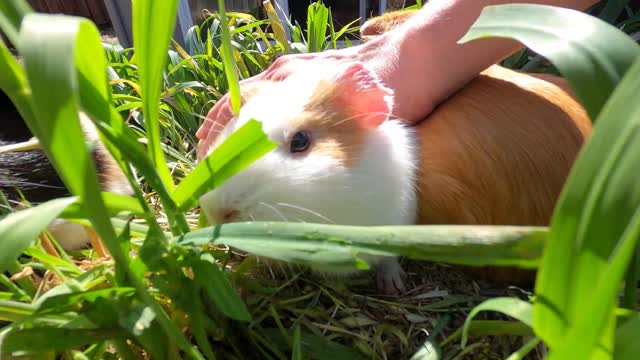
xmin=198 ymin=11 xmax=591 ymax=294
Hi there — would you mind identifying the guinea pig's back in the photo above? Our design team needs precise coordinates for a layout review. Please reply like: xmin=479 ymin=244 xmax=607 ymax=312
xmin=414 ymin=66 xmax=591 ymax=282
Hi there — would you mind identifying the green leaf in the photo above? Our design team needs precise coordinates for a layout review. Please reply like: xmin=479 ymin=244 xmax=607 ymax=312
xmin=173 ymin=119 xmax=277 ymax=211
xmin=459 ymin=4 xmax=640 ymax=356
xmin=544 ymin=56 xmax=640 ymax=360
xmin=192 ymin=253 xmax=251 ymax=322
xmin=132 ymin=0 xmax=178 ymax=190
xmin=0 ymin=0 xmax=32 ymax=46
xmin=264 ymin=328 xmax=367 ymax=360
xmin=1 ymin=327 xmax=120 ymax=353
xmin=217 ymin=0 xmax=242 ymax=114
xmin=459 ymin=4 xmax=640 ymax=121
xmin=178 ymin=223 xmax=547 ymax=271
xmin=506 ymin=338 xmax=542 ymax=360
xmin=306 ymin=1 xmax=330 ymax=53
xmin=18 ymin=13 xmax=201 ymax=360
xmin=0 ymin=299 xmax=36 ymax=322
xmin=263 ymin=0 xmax=291 ymax=54
xmin=461 ymin=298 xmax=533 ymax=347
xmin=615 ymin=312 xmax=640 ymax=359
xmin=60 ymin=192 xmax=144 ymax=219
xmin=36 ymin=288 xmax=136 ymax=315
xmin=291 ymin=325 xmax=302 ymax=360
xmin=0 ymin=196 xmax=77 ymax=273
xmin=19 ymin=12 xmax=130 ymax=271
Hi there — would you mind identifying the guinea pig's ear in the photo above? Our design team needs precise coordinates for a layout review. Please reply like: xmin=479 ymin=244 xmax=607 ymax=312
xmin=332 ymin=61 xmax=394 ymax=128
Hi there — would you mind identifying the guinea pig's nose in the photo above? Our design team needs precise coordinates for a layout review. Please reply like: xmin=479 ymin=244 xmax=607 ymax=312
xmin=219 ymin=208 xmax=238 ymax=224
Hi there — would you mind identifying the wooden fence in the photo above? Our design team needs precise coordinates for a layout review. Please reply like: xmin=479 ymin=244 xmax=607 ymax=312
xmin=27 ymin=0 xmax=111 ymax=27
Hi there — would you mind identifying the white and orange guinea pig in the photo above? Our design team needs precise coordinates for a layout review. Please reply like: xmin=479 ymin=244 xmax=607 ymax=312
xmin=197 ymin=56 xmax=591 ymax=294
xmin=198 ymin=12 xmax=591 ymax=295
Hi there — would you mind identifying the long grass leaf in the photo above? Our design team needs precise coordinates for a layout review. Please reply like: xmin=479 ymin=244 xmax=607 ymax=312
xmin=217 ymin=0 xmax=242 ymax=114
xmin=545 ymin=56 xmax=640 ymax=360
xmin=0 ymin=197 xmax=77 ymax=273
xmin=459 ymin=4 xmax=640 ymax=348
xmin=264 ymin=0 xmax=291 ymax=53
xmin=173 ymin=119 xmax=276 ymax=211
xmin=459 ymin=4 xmax=640 ymax=121
xmin=461 ymin=298 xmax=532 ymax=347
xmin=178 ymin=224 xmax=547 ymax=270
xmin=132 ymin=0 xmax=178 ymax=190
xmin=0 ymin=0 xmax=32 ymax=46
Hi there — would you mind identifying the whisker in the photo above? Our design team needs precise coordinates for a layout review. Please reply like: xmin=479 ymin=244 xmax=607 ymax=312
xmin=258 ymin=201 xmax=288 ymax=221
xmin=274 ymin=202 xmax=335 ymax=224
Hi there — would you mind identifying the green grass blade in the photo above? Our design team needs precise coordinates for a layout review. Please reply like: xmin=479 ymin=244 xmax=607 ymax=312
xmin=192 ymin=253 xmax=251 ymax=321
xmin=178 ymin=224 xmax=547 ymax=270
xmin=0 ymin=0 xmax=32 ymax=46
xmin=306 ymin=0 xmax=329 ymax=53
xmin=263 ymin=0 xmax=291 ymax=53
xmin=60 ymin=192 xmax=144 ymax=219
xmin=0 ymin=299 xmax=35 ymax=321
xmin=505 ymin=338 xmax=541 ymax=360
xmin=539 ymin=55 xmax=640 ymax=358
xmin=461 ymin=298 xmax=532 ymax=347
xmin=263 ymin=328 xmax=367 ymax=360
xmin=0 ymin=197 xmax=77 ymax=273
xmin=19 ymin=14 xmax=123 ymax=253
xmin=614 ymin=312 xmax=640 ymax=359
xmin=19 ymin=14 xmax=202 ymax=359
xmin=132 ymin=0 xmax=178 ymax=190
xmin=459 ymin=4 xmax=640 ymax=121
xmin=459 ymin=4 xmax=640 ymax=350
xmin=76 ymin=46 xmax=188 ymax=235
xmin=217 ymin=0 xmax=242 ymax=115
xmin=291 ymin=325 xmax=302 ymax=360
xmin=2 ymin=328 xmax=120 ymax=353
xmin=173 ymin=119 xmax=277 ymax=211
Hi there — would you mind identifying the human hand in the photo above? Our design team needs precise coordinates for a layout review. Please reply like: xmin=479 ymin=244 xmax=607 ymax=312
xmin=196 ymin=49 xmax=357 ymax=158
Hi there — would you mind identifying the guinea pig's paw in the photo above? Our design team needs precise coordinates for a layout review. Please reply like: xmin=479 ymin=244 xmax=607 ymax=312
xmin=376 ymin=256 xmax=407 ymax=295
xmin=48 ymin=219 xmax=91 ymax=250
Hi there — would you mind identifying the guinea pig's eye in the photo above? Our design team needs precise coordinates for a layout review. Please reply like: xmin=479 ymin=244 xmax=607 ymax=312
xmin=289 ymin=131 xmax=311 ymax=153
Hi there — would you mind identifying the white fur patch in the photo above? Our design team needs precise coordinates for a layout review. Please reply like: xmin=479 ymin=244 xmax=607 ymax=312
xmin=199 ymin=67 xmax=417 ymax=284
xmin=48 ymin=219 xmax=91 ymax=250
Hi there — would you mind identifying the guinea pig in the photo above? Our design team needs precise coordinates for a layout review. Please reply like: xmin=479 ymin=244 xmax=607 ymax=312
xmin=197 ymin=58 xmax=590 ymax=294
xmin=359 ymin=9 xmax=416 ymax=42
xmin=0 ymin=89 xmax=133 ymax=250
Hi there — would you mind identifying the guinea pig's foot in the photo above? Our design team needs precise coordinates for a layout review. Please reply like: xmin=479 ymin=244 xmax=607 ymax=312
xmin=376 ymin=256 xmax=407 ymax=295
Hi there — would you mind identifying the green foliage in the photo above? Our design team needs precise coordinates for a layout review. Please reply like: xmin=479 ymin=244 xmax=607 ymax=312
xmin=0 ymin=0 xmax=639 ymax=359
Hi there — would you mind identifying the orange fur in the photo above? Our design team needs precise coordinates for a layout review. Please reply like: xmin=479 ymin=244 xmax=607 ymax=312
xmin=359 ymin=10 xmax=416 ymax=42
xmin=363 ymin=11 xmax=592 ymax=284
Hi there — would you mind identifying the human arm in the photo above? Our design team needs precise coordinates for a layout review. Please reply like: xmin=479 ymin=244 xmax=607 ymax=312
xmin=196 ymin=0 xmax=599 ymax=156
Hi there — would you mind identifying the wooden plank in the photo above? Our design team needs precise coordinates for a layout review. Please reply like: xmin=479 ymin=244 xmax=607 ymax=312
xmin=379 ymin=0 xmax=387 ymax=14
xmin=85 ymin=0 xmax=111 ymax=26
xmin=103 ymin=0 xmax=133 ymax=47
xmin=72 ymin=0 xmax=94 ymax=19
xmin=359 ymin=0 xmax=366 ymax=25
xmin=26 ymin=0 xmax=50 ymax=13
xmin=174 ymin=0 xmax=193 ymax=46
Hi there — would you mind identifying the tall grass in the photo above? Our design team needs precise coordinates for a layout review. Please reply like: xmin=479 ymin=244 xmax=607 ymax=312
xmin=0 ymin=0 xmax=639 ymax=359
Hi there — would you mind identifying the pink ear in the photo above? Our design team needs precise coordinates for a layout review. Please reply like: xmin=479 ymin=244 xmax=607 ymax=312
xmin=332 ymin=62 xmax=394 ymax=128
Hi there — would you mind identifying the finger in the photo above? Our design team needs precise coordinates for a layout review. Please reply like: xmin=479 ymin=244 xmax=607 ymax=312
xmin=195 ymin=101 xmax=222 ymax=139
xmin=198 ymin=100 xmax=234 ymax=158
